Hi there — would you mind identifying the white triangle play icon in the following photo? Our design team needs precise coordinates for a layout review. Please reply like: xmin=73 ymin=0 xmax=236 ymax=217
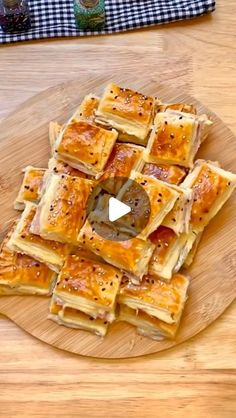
xmin=108 ymin=197 xmax=131 ymax=222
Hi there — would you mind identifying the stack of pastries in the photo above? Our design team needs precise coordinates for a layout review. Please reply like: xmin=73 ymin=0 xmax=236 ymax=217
xmin=1 ymin=82 xmax=236 ymax=341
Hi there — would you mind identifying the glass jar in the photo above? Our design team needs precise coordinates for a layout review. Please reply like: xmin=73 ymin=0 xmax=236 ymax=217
xmin=0 ymin=0 xmax=31 ymax=33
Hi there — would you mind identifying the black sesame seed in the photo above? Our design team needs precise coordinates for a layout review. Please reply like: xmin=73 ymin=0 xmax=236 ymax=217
xmin=112 ymin=107 xmax=116 ymax=111
xmin=94 ymin=297 xmax=98 ymax=300
xmin=110 ymin=90 xmax=113 ymax=94
xmin=179 ymin=116 xmax=183 ymax=120
xmin=172 ymin=218 xmax=176 ymax=222
xmin=157 ymin=244 xmax=161 ymax=248
xmin=115 ymin=274 xmax=119 ymax=278
xmin=164 ymin=121 xmax=168 ymax=125
xmin=35 ymin=263 xmax=40 ymax=267
xmin=104 ymin=321 xmax=108 ymax=325
xmin=21 ymin=235 xmax=25 ymax=239
xmin=110 ymin=282 xmax=113 ymax=286
xmin=24 ymin=185 xmax=30 ymax=189
xmin=157 ymin=199 xmax=162 ymax=203
xmin=151 ymin=279 xmax=155 ymax=284
xmin=114 ymin=95 xmax=118 ymax=99
xmin=89 ymin=317 xmax=94 ymax=320
xmin=159 ymin=193 xmax=162 ymax=197
xmin=170 ymin=133 xmax=175 ymax=139
xmin=102 ymin=288 xmax=106 ymax=291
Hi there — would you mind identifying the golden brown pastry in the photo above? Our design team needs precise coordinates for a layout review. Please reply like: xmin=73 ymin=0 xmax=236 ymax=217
xmin=49 ymin=121 xmax=62 ymax=151
xmin=54 ymin=119 xmax=118 ymax=177
xmin=181 ymin=159 xmax=236 ymax=233
xmin=8 ymin=203 xmax=71 ymax=273
xmin=0 ymin=226 xmax=56 ymax=295
xmin=142 ymin=162 xmax=187 ymax=185
xmin=95 ymin=82 xmax=156 ymax=145
xmin=78 ymin=216 xmax=155 ymax=281
xmin=156 ymin=102 xmax=197 ymax=115
xmin=118 ymin=273 xmax=190 ymax=325
xmin=116 ymin=171 xmax=180 ymax=239
xmin=184 ymin=232 xmax=203 ymax=268
xmin=118 ymin=304 xmax=180 ymax=340
xmin=145 ymin=110 xmax=212 ymax=167
xmin=30 ymin=173 xmax=95 ymax=245
xmin=49 ymin=299 xmax=109 ymax=337
xmin=148 ymin=226 xmax=188 ymax=280
xmin=51 ymin=254 xmax=122 ymax=322
xmin=161 ymin=184 xmax=193 ymax=234
xmin=14 ymin=166 xmax=46 ymax=210
xmin=48 ymin=157 xmax=91 ymax=179
xmin=98 ymin=143 xmax=144 ymax=194
xmin=75 ymin=94 xmax=100 ymax=122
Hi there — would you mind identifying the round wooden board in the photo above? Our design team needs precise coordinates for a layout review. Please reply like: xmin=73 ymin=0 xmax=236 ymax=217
xmin=0 ymin=77 xmax=236 ymax=359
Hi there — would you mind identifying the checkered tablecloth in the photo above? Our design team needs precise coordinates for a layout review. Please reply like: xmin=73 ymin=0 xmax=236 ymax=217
xmin=0 ymin=0 xmax=215 ymax=44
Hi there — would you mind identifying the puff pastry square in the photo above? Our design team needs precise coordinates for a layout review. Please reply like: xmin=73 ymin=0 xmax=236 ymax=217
xmin=78 ymin=216 xmax=155 ymax=281
xmin=116 ymin=171 xmax=180 ymax=239
xmin=146 ymin=110 xmax=212 ymax=167
xmin=118 ymin=273 xmax=190 ymax=324
xmin=95 ymin=82 xmax=155 ymax=145
xmin=148 ymin=226 xmax=188 ymax=280
xmin=0 ymin=227 xmax=56 ymax=295
xmin=98 ymin=143 xmax=144 ymax=194
xmin=49 ymin=299 xmax=109 ymax=337
xmin=184 ymin=232 xmax=203 ymax=268
xmin=48 ymin=157 xmax=91 ymax=179
xmin=118 ymin=304 xmax=180 ymax=340
xmin=54 ymin=119 xmax=118 ymax=177
xmin=30 ymin=173 xmax=95 ymax=245
xmin=142 ymin=162 xmax=187 ymax=185
xmin=49 ymin=121 xmax=62 ymax=151
xmin=75 ymin=94 xmax=100 ymax=123
xmin=8 ymin=203 xmax=71 ymax=273
xmin=162 ymin=184 xmax=193 ymax=235
xmin=156 ymin=102 xmax=197 ymax=115
xmin=181 ymin=160 xmax=236 ymax=233
xmin=14 ymin=166 xmax=46 ymax=210
xmin=51 ymin=254 xmax=122 ymax=322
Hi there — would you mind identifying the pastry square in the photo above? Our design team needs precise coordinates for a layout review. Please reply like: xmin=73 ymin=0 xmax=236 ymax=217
xmin=98 ymin=143 xmax=144 ymax=194
xmin=116 ymin=171 xmax=180 ymax=239
xmin=142 ymin=162 xmax=187 ymax=185
xmin=181 ymin=160 xmax=236 ymax=233
xmin=49 ymin=121 xmax=62 ymax=151
xmin=156 ymin=102 xmax=197 ymax=115
xmin=8 ymin=203 xmax=71 ymax=273
xmin=14 ymin=166 xmax=46 ymax=210
xmin=30 ymin=173 xmax=95 ymax=245
xmin=54 ymin=119 xmax=118 ymax=177
xmin=162 ymin=184 xmax=193 ymax=235
xmin=118 ymin=304 xmax=180 ymax=340
xmin=78 ymin=216 xmax=155 ymax=281
xmin=95 ymin=82 xmax=155 ymax=145
xmin=48 ymin=157 xmax=91 ymax=179
xmin=145 ymin=110 xmax=212 ymax=167
xmin=75 ymin=94 xmax=100 ymax=123
xmin=0 ymin=227 xmax=56 ymax=295
xmin=118 ymin=273 xmax=190 ymax=324
xmin=148 ymin=226 xmax=188 ymax=280
xmin=184 ymin=232 xmax=203 ymax=268
xmin=52 ymin=254 xmax=122 ymax=322
xmin=49 ymin=299 xmax=108 ymax=337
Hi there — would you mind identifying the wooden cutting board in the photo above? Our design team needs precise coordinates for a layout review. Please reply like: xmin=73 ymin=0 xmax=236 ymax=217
xmin=0 ymin=77 xmax=235 ymax=359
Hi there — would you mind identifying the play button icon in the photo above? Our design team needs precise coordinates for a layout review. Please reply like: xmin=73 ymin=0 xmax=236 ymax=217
xmin=86 ymin=176 xmax=151 ymax=241
xmin=108 ymin=197 xmax=131 ymax=222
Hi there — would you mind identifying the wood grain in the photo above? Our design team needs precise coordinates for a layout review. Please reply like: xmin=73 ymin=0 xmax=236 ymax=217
xmin=0 ymin=79 xmax=235 ymax=358
xmin=0 ymin=0 xmax=236 ymax=415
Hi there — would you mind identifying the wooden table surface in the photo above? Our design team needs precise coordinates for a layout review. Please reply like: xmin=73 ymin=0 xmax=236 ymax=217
xmin=0 ymin=1 xmax=236 ymax=417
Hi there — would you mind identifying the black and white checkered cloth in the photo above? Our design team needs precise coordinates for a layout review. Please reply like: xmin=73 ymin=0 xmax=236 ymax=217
xmin=0 ymin=1 xmax=215 ymax=44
